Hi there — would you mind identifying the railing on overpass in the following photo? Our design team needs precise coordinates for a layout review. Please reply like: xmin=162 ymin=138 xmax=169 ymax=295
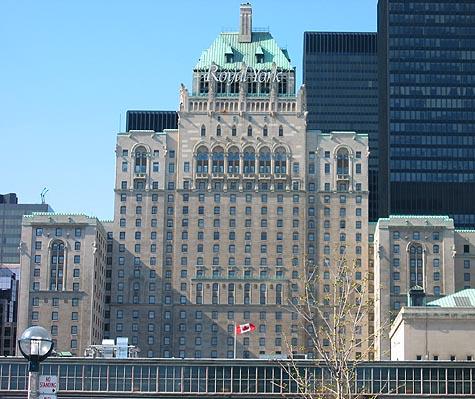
xmin=0 ymin=357 xmax=474 ymax=397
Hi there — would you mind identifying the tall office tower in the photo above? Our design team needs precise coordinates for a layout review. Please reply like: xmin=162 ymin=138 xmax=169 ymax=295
xmin=378 ymin=0 xmax=475 ymax=227
xmin=0 ymin=193 xmax=51 ymax=355
xmin=307 ymin=130 xmax=371 ymax=359
xmin=109 ymin=3 xmax=309 ymax=358
xmin=17 ymin=214 xmax=108 ymax=356
xmin=0 ymin=269 xmax=17 ymax=355
xmin=373 ymin=215 xmax=475 ymax=359
xmin=303 ymin=33 xmax=379 ymax=221
xmin=0 ymin=193 xmax=51 ymax=265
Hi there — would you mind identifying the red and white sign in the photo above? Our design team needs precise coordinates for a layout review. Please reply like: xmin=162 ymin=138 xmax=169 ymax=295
xmin=235 ymin=323 xmax=256 ymax=334
xmin=39 ymin=375 xmax=57 ymax=394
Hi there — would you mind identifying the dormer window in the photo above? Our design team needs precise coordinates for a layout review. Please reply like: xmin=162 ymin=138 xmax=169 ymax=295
xmin=199 ymin=75 xmax=209 ymax=94
xmin=225 ymin=46 xmax=234 ymax=64
xmin=255 ymin=46 xmax=264 ymax=64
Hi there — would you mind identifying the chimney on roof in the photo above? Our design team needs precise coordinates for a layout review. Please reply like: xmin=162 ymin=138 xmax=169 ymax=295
xmin=239 ymin=3 xmax=252 ymax=43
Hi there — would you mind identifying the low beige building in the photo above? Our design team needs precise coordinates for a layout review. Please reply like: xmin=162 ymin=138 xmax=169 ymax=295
xmin=390 ymin=289 xmax=475 ymax=361
xmin=17 ymin=213 xmax=107 ymax=356
xmin=373 ymin=215 xmax=475 ymax=359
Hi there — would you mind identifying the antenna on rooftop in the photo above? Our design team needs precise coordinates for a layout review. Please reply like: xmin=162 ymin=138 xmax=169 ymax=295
xmin=40 ymin=188 xmax=49 ymax=204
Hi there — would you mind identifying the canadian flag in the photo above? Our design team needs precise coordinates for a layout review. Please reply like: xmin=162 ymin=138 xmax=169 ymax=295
xmin=235 ymin=323 xmax=256 ymax=335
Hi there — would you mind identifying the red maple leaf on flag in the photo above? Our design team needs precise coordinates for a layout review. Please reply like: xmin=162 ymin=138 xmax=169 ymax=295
xmin=235 ymin=323 xmax=256 ymax=334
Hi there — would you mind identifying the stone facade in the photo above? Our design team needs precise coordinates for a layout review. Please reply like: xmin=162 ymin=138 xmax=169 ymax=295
xmin=307 ymin=131 xmax=371 ymax=358
xmin=17 ymin=214 xmax=107 ymax=355
xmin=390 ymin=305 xmax=475 ymax=361
xmin=104 ymin=4 xmax=370 ymax=358
xmin=15 ymin=4 xmax=373 ymax=360
xmin=374 ymin=215 xmax=475 ymax=359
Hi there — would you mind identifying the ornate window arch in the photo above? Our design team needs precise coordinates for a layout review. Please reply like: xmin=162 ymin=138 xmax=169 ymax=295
xmin=212 ymin=283 xmax=219 ymax=304
xmin=336 ymin=147 xmax=350 ymax=175
xmin=243 ymin=147 xmax=256 ymax=173
xmin=211 ymin=146 xmax=224 ymax=173
xmin=216 ymin=125 xmax=221 ymax=137
xmin=134 ymin=146 xmax=147 ymax=173
xmin=50 ymin=240 xmax=65 ymax=291
xmin=258 ymin=147 xmax=271 ymax=173
xmin=227 ymin=146 xmax=240 ymax=173
xmin=247 ymin=125 xmax=253 ymax=137
xmin=278 ymin=125 xmax=284 ymax=137
xmin=409 ymin=243 xmax=424 ymax=288
xmin=196 ymin=146 xmax=209 ymax=173
xmin=200 ymin=125 xmax=206 ymax=137
xmin=263 ymin=125 xmax=268 ymax=137
xmin=274 ymin=147 xmax=287 ymax=174
xmin=231 ymin=125 xmax=237 ymax=136
xmin=244 ymin=283 xmax=251 ymax=304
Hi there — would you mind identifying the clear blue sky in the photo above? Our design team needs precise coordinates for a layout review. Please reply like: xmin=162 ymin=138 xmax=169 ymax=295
xmin=0 ymin=0 xmax=377 ymax=220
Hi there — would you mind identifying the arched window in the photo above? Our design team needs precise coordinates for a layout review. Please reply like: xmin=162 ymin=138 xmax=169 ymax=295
xmin=247 ymin=125 xmax=252 ymax=137
xmin=196 ymin=146 xmax=209 ymax=173
xmin=134 ymin=146 xmax=147 ymax=173
xmin=409 ymin=244 xmax=424 ymax=287
xmin=259 ymin=284 xmax=267 ymax=305
xmin=212 ymin=283 xmax=219 ymax=304
xmin=200 ymin=125 xmax=206 ymax=137
xmin=337 ymin=148 xmax=349 ymax=175
xmin=212 ymin=146 xmax=224 ymax=173
xmin=276 ymin=284 xmax=282 ymax=305
xmin=274 ymin=147 xmax=287 ymax=174
xmin=243 ymin=147 xmax=255 ymax=173
xmin=278 ymin=125 xmax=284 ymax=137
xmin=263 ymin=125 xmax=268 ymax=137
xmin=228 ymin=283 xmax=235 ymax=304
xmin=244 ymin=283 xmax=251 ymax=304
xmin=231 ymin=125 xmax=237 ymax=136
xmin=216 ymin=125 xmax=221 ymax=137
xmin=259 ymin=147 xmax=271 ymax=173
xmin=196 ymin=283 xmax=203 ymax=304
xmin=227 ymin=147 xmax=240 ymax=173
xmin=50 ymin=241 xmax=65 ymax=291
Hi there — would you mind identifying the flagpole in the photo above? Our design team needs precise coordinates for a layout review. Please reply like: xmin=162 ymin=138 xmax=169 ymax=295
xmin=234 ymin=322 xmax=237 ymax=359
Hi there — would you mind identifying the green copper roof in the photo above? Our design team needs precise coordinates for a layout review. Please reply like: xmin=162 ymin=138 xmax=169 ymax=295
xmin=195 ymin=32 xmax=292 ymax=70
xmin=378 ymin=215 xmax=452 ymax=222
xmin=427 ymin=289 xmax=475 ymax=307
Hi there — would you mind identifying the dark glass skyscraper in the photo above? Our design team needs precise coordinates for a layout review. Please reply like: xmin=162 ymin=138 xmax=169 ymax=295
xmin=0 ymin=194 xmax=51 ymax=264
xmin=303 ymin=32 xmax=379 ymax=220
xmin=378 ymin=0 xmax=475 ymax=227
xmin=126 ymin=111 xmax=178 ymax=132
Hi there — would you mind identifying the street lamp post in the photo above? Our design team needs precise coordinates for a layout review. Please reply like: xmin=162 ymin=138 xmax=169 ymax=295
xmin=18 ymin=326 xmax=54 ymax=399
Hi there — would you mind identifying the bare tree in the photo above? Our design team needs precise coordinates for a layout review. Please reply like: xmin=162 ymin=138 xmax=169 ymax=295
xmin=280 ymin=254 xmax=384 ymax=399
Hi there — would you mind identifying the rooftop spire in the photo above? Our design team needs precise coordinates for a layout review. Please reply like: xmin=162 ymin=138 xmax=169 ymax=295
xmin=239 ymin=3 xmax=252 ymax=43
